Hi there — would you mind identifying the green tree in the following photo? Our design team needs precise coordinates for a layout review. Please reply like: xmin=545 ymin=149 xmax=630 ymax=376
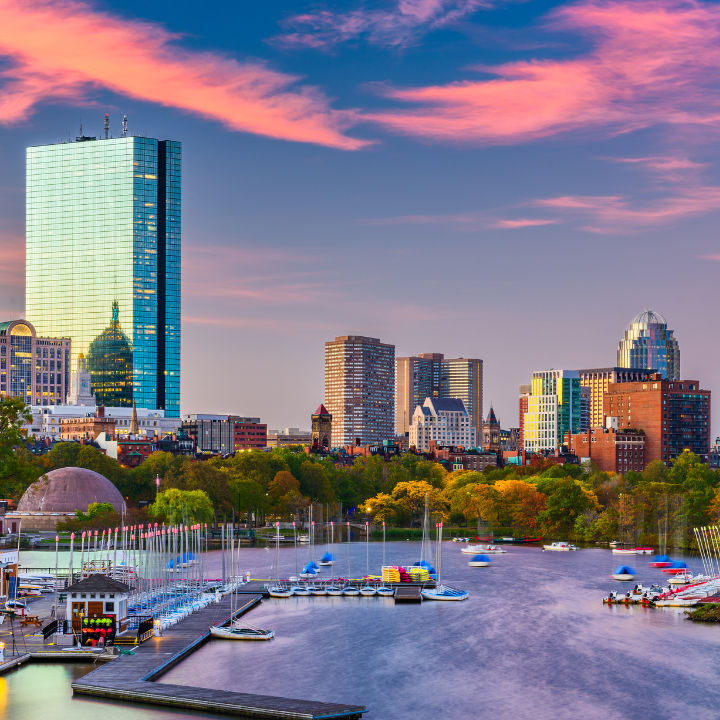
xmin=537 ymin=478 xmax=599 ymax=538
xmin=299 ymin=461 xmax=335 ymax=504
xmin=149 ymin=488 xmax=214 ymax=525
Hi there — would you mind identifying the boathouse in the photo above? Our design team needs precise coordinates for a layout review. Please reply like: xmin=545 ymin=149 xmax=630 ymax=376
xmin=65 ymin=575 xmax=131 ymax=645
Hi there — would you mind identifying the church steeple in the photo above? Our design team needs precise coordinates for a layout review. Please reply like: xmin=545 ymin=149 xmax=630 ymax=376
xmin=130 ymin=401 xmax=139 ymax=436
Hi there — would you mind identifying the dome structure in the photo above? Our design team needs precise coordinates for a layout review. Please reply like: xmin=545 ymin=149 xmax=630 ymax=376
xmin=17 ymin=467 xmax=125 ymax=514
xmin=617 ymin=308 xmax=680 ymax=380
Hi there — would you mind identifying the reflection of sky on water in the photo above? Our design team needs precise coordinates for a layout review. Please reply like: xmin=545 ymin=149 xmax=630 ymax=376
xmin=9 ymin=543 xmax=720 ymax=720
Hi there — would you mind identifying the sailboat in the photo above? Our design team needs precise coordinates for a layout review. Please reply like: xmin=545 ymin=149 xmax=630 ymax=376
xmin=376 ymin=522 xmax=394 ymax=597
xmin=289 ymin=523 xmax=311 ymax=596
xmin=268 ymin=522 xmax=292 ymax=598
xmin=360 ymin=521 xmax=377 ymax=596
xmin=212 ymin=533 xmax=275 ymax=638
xmin=343 ymin=522 xmax=360 ymax=596
xmin=413 ymin=495 xmax=437 ymax=579
xmin=324 ymin=522 xmax=344 ymax=595
xmin=421 ymin=523 xmax=469 ymax=601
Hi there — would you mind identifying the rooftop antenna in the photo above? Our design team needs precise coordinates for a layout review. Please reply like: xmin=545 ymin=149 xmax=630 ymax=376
xmin=122 ymin=115 xmax=128 ymax=137
xmin=79 ymin=122 xmax=82 ymax=137
xmin=104 ymin=112 xmax=109 ymax=139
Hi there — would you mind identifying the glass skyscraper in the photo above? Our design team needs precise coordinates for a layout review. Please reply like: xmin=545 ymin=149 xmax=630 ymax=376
xmin=26 ymin=133 xmax=181 ymax=415
xmin=617 ymin=310 xmax=679 ymax=381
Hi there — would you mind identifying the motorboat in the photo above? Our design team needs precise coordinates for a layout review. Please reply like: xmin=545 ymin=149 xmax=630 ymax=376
xmin=633 ymin=547 xmax=654 ymax=555
xmin=210 ymin=623 xmax=274 ymax=640
xmin=662 ymin=561 xmax=690 ymax=574
xmin=648 ymin=554 xmax=673 ymax=568
xmin=452 ymin=537 xmax=472 ymax=543
xmin=543 ymin=542 xmax=578 ymax=551
xmin=668 ymin=573 xmax=693 ymax=586
xmin=461 ymin=544 xmax=506 ymax=555
xmin=468 ymin=554 xmax=491 ymax=567
xmin=611 ymin=565 xmax=636 ymax=581
xmin=491 ymin=536 xmax=542 ymax=544
xmin=343 ymin=585 xmax=360 ymax=596
xmin=612 ymin=548 xmax=640 ymax=555
xmin=422 ymin=585 xmax=469 ymax=601
xmin=298 ymin=534 xmax=310 ymax=544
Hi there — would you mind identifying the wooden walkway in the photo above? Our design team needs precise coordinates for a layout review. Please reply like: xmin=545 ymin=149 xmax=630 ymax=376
xmin=72 ymin=593 xmax=367 ymax=719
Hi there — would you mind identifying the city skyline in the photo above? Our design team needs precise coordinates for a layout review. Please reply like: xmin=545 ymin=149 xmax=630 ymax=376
xmin=0 ymin=0 xmax=717 ymax=433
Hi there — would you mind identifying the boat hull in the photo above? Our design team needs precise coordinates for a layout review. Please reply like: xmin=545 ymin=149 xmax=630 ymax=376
xmin=468 ymin=561 xmax=491 ymax=567
xmin=421 ymin=590 xmax=469 ymax=601
xmin=612 ymin=573 xmax=635 ymax=581
xmin=210 ymin=626 xmax=274 ymax=640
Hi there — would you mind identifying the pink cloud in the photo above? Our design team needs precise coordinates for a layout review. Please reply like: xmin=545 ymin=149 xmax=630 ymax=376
xmin=611 ymin=156 xmax=706 ymax=171
xmin=272 ymin=0 xmax=487 ymax=50
xmin=0 ymin=0 xmax=366 ymax=149
xmin=491 ymin=218 xmax=560 ymax=228
xmin=366 ymin=0 xmax=720 ymax=143
xmin=535 ymin=185 xmax=720 ymax=230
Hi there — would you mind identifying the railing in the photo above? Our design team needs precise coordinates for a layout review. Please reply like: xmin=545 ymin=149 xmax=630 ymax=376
xmin=42 ymin=619 xmax=71 ymax=641
xmin=137 ymin=617 xmax=154 ymax=643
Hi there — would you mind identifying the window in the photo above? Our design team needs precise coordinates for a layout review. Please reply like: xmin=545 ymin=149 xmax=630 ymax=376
xmin=105 ymin=602 xmax=115 ymax=612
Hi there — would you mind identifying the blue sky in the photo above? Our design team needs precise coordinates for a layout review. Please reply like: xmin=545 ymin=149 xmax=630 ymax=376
xmin=0 ymin=0 xmax=717 ymax=433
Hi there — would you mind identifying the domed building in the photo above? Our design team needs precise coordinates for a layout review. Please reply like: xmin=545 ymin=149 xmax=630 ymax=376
xmin=11 ymin=467 xmax=126 ymax=530
xmin=86 ymin=300 xmax=133 ymax=407
xmin=617 ymin=309 xmax=680 ymax=381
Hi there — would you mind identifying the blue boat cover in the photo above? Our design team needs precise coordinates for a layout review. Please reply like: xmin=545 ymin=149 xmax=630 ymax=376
xmin=613 ymin=565 xmax=635 ymax=574
xmin=310 ymin=561 xmax=320 ymax=570
xmin=472 ymin=555 xmax=491 ymax=562
xmin=302 ymin=562 xmax=317 ymax=574
xmin=413 ymin=560 xmax=437 ymax=573
xmin=320 ymin=552 xmax=335 ymax=562
xmin=165 ymin=552 xmax=197 ymax=568
xmin=668 ymin=561 xmax=688 ymax=569
xmin=653 ymin=554 xmax=672 ymax=563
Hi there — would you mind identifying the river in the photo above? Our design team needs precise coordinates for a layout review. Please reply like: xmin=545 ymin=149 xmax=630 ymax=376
xmin=5 ymin=542 xmax=720 ymax=720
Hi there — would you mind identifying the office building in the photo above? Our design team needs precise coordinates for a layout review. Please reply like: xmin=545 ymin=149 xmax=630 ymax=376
xmin=604 ymin=375 xmax=710 ymax=464
xmin=26 ymin=128 xmax=181 ymax=415
xmin=440 ymin=358 xmax=483 ymax=442
xmin=617 ymin=310 xmax=680 ymax=380
xmin=325 ymin=335 xmax=395 ymax=447
xmin=234 ymin=418 xmax=268 ymax=450
xmin=579 ymin=367 xmax=657 ymax=429
xmin=566 ymin=428 xmax=647 ymax=473
xmin=518 ymin=384 xmax=531 ymax=448
xmin=409 ymin=397 xmax=476 ymax=452
xmin=182 ymin=414 xmax=263 ymax=454
xmin=266 ymin=428 xmax=312 ymax=448
xmin=523 ymin=370 xmax=581 ymax=453
xmin=395 ymin=354 xmax=443 ymax=434
xmin=0 ymin=319 xmax=70 ymax=406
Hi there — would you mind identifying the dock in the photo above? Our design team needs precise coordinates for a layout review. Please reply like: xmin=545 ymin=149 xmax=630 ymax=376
xmin=72 ymin=593 xmax=367 ymax=719
xmin=394 ymin=586 xmax=422 ymax=603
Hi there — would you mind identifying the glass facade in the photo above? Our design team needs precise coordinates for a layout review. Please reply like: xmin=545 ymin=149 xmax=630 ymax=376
xmin=440 ymin=358 xmax=483 ymax=442
xmin=26 ymin=135 xmax=181 ymax=416
xmin=524 ymin=370 xmax=581 ymax=452
xmin=617 ymin=310 xmax=679 ymax=381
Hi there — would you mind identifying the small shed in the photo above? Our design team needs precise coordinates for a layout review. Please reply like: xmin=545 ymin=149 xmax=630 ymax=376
xmin=65 ymin=575 xmax=131 ymax=646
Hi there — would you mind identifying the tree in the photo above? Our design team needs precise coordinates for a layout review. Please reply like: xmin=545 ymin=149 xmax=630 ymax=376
xmin=537 ymin=478 xmax=599 ymax=538
xmin=299 ymin=461 xmax=335 ymax=504
xmin=0 ymin=398 xmax=36 ymax=499
xmin=390 ymin=481 xmax=448 ymax=524
xmin=150 ymin=488 xmax=214 ymax=525
xmin=269 ymin=470 xmax=300 ymax=499
xmin=364 ymin=493 xmax=400 ymax=524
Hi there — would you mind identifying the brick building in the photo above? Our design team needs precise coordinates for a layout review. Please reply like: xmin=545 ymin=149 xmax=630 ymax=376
xmin=234 ymin=419 xmax=267 ymax=450
xmin=59 ymin=407 xmax=116 ymax=440
xmin=566 ymin=428 xmax=646 ymax=473
xmin=518 ymin=384 xmax=530 ymax=448
xmin=117 ymin=438 xmax=154 ymax=467
xmin=604 ymin=375 xmax=710 ymax=465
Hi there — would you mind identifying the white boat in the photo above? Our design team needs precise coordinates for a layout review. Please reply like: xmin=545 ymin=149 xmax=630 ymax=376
xmin=310 ymin=584 xmax=327 ymax=596
xmin=326 ymin=584 xmax=344 ymax=596
xmin=343 ymin=585 xmax=360 ymax=596
xmin=468 ymin=554 xmax=491 ymax=567
xmin=298 ymin=534 xmax=310 ymax=544
xmin=612 ymin=548 xmax=640 ymax=555
xmin=452 ymin=537 xmax=472 ymax=543
xmin=611 ymin=565 xmax=635 ymax=581
xmin=359 ymin=584 xmax=377 ymax=596
xmin=421 ymin=521 xmax=469 ymax=601
xmin=376 ymin=586 xmax=394 ymax=597
xmin=267 ymin=584 xmax=293 ymax=598
xmin=290 ymin=585 xmax=311 ymax=596
xmin=668 ymin=574 xmax=693 ymax=586
xmin=543 ymin=542 xmax=578 ymax=551
xmin=210 ymin=623 xmax=274 ymax=640
xmin=268 ymin=522 xmax=292 ymax=597
xmin=461 ymin=544 xmax=506 ymax=555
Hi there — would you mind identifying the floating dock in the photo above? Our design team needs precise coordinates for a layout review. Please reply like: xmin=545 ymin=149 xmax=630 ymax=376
xmin=394 ymin=587 xmax=422 ymax=604
xmin=72 ymin=593 xmax=367 ymax=719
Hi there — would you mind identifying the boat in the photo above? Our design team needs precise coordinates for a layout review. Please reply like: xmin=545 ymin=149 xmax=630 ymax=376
xmin=487 ymin=536 xmax=542 ymax=544
xmin=461 ymin=544 xmax=506 ymax=555
xmin=326 ymin=584 xmax=344 ymax=596
xmin=376 ymin=585 xmax=394 ymax=597
xmin=452 ymin=537 xmax=472 ymax=543
xmin=602 ymin=591 xmax=619 ymax=604
xmin=210 ymin=623 xmax=274 ymax=641
xmin=309 ymin=584 xmax=327 ymax=596
xmin=298 ymin=534 xmax=310 ymax=544
xmin=267 ymin=522 xmax=293 ymax=597
xmin=319 ymin=552 xmax=335 ymax=567
xmin=343 ymin=584 xmax=360 ymax=596
xmin=668 ymin=573 xmax=692 ymax=586
xmin=358 ymin=521 xmax=377 ymax=595
xmin=543 ymin=542 xmax=578 ymax=551
xmin=422 ymin=522 xmax=469 ymax=601
xmin=360 ymin=584 xmax=377 ymax=596
xmin=612 ymin=548 xmax=639 ymax=555
xmin=611 ymin=565 xmax=636 ymax=581
xmin=648 ymin=554 xmax=673 ymax=568
xmin=300 ymin=562 xmax=319 ymax=580
xmin=290 ymin=584 xmax=311 ymax=596
xmin=468 ymin=554 xmax=491 ymax=567
xmin=662 ymin=561 xmax=690 ymax=574
xmin=633 ymin=547 xmax=654 ymax=555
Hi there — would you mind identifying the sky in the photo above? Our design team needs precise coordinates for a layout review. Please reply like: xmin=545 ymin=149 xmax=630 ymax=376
xmin=0 ymin=0 xmax=718 ymax=433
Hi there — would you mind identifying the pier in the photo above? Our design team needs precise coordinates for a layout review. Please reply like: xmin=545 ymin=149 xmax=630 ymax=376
xmin=72 ymin=592 xmax=367 ymax=719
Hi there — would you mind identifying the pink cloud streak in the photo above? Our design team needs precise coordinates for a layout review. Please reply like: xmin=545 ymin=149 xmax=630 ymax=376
xmin=366 ymin=0 xmax=720 ymax=143
xmin=0 ymin=0 xmax=366 ymax=149
xmin=272 ymin=0 xmax=487 ymax=50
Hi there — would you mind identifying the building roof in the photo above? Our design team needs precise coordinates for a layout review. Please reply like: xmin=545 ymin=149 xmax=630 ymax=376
xmin=424 ymin=397 xmax=468 ymax=414
xmin=630 ymin=309 xmax=667 ymax=327
xmin=314 ymin=404 xmax=329 ymax=415
xmin=485 ymin=405 xmax=498 ymax=423
xmin=17 ymin=467 xmax=125 ymax=513
xmin=65 ymin=575 xmax=131 ymax=594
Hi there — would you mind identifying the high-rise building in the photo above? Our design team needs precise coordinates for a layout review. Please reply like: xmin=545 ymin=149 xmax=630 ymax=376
xmin=604 ymin=375 xmax=710 ymax=465
xmin=0 ymin=320 xmax=70 ymax=406
xmin=325 ymin=335 xmax=395 ymax=447
xmin=395 ymin=353 xmax=443 ymax=435
xmin=440 ymin=358 xmax=483 ymax=441
xmin=578 ymin=367 xmax=656 ymax=429
xmin=518 ymin=384 xmax=531 ymax=448
xmin=26 ymin=130 xmax=181 ymax=415
xmin=182 ymin=414 xmax=264 ymax=454
xmin=523 ymin=370 xmax=581 ymax=453
xmin=396 ymin=353 xmax=483 ymax=440
xmin=409 ymin=397 xmax=475 ymax=452
xmin=617 ymin=310 xmax=680 ymax=381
